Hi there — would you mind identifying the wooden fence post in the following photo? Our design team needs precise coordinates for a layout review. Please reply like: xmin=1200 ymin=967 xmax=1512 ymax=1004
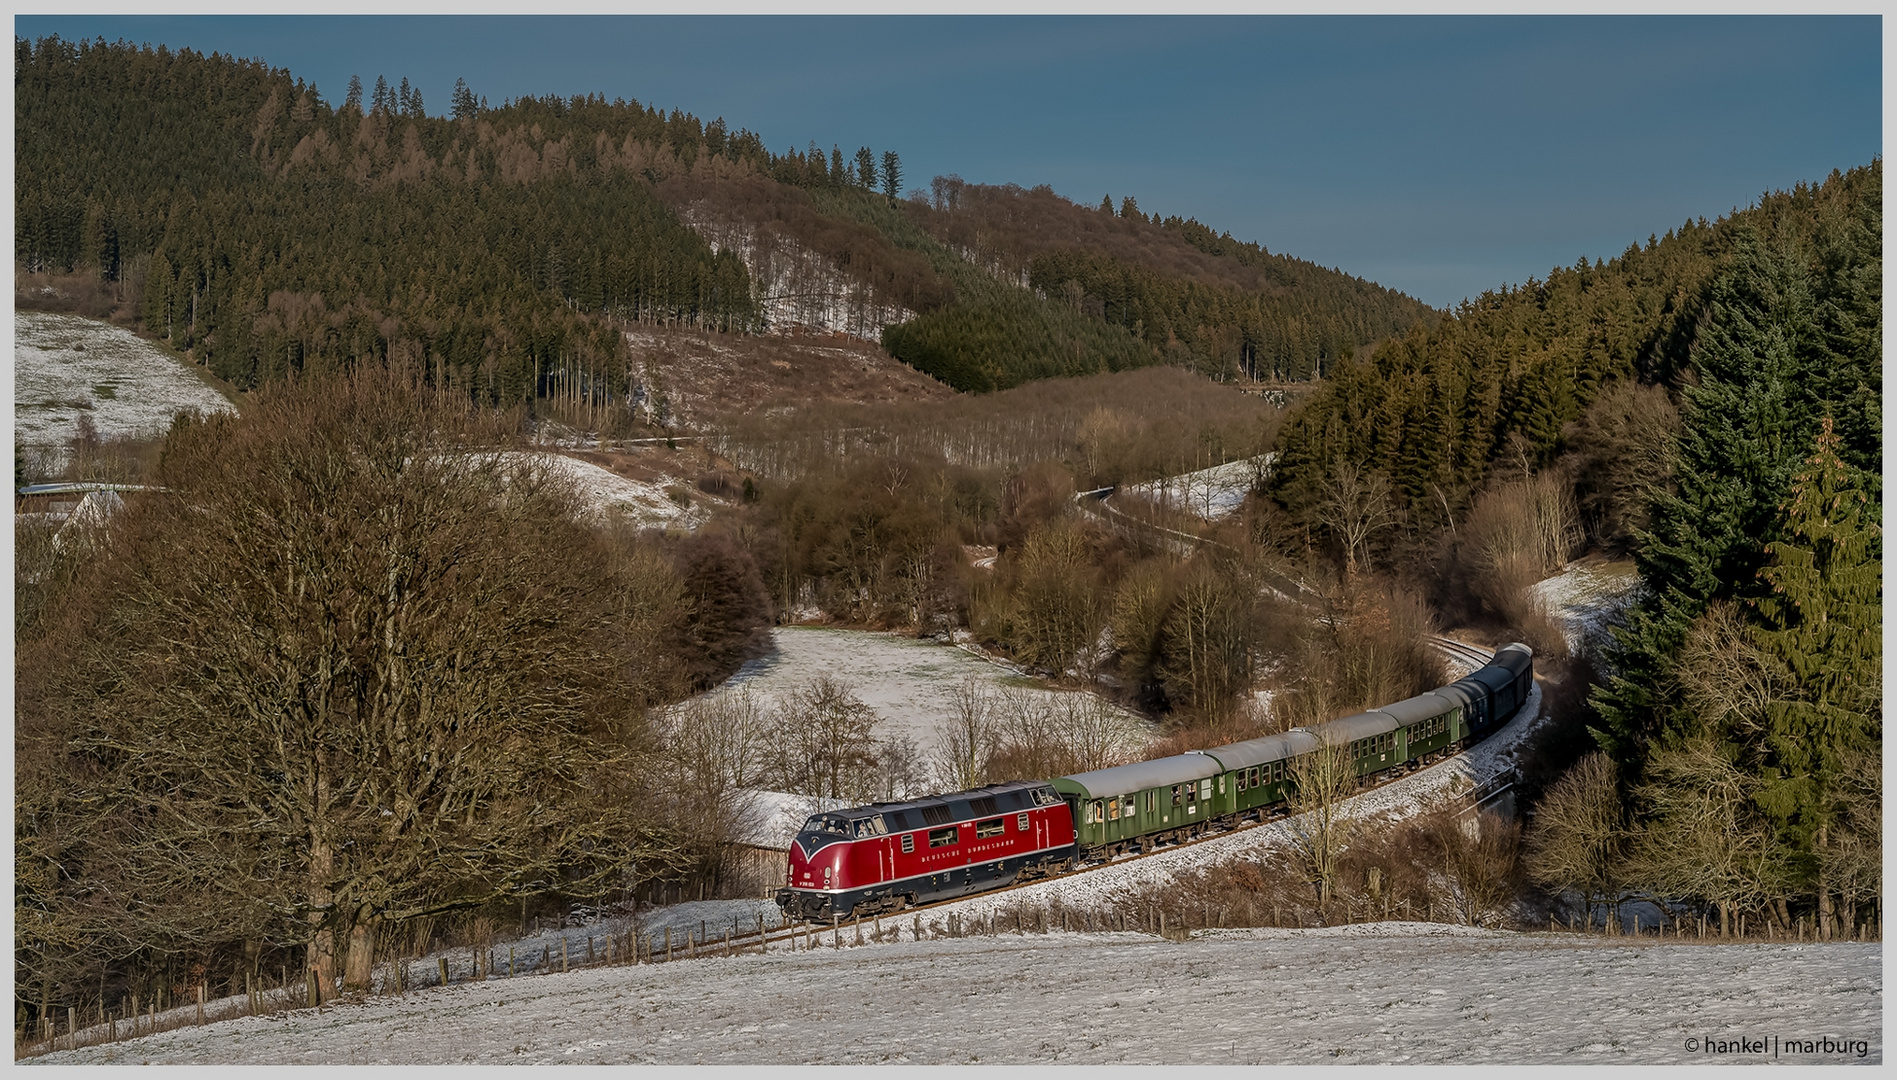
xmin=437 ymin=956 xmax=448 ymax=988
xmin=561 ymin=938 xmax=569 ymax=972
xmin=664 ymin=927 xmax=672 ymax=962
xmin=66 ymin=1007 xmax=75 ymax=1051
xmin=196 ymin=984 xmax=205 ymax=1026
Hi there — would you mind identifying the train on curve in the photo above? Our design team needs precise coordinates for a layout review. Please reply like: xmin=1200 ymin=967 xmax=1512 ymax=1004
xmin=777 ymin=643 xmax=1533 ymax=922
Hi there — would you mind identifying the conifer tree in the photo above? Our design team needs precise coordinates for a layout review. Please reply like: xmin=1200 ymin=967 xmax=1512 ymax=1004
xmin=855 ymin=146 xmax=876 ymax=188
xmin=1749 ymin=417 xmax=1881 ymax=846
xmin=343 ymin=74 xmax=363 ymax=113
xmin=880 ymin=150 xmax=902 ymax=199
xmin=1592 ymin=226 xmax=1827 ymax=764
xmin=451 ymin=77 xmax=477 ymax=120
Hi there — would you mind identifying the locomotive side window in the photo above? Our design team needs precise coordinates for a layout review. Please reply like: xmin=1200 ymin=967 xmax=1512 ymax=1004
xmin=929 ymin=826 xmax=959 ymax=848
xmin=901 ymin=834 xmax=915 ymax=854
xmin=976 ymin=818 xmax=1005 ymax=839
xmin=1017 ymin=813 xmax=1030 ymax=831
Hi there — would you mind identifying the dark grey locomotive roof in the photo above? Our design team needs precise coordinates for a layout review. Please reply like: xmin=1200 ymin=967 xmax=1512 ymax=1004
xmin=809 ymin=779 xmax=1057 ymax=833
xmin=1057 ymin=754 xmax=1221 ymax=799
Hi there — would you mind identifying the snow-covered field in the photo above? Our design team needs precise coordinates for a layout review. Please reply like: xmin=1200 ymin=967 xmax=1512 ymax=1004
xmin=14 ymin=312 xmax=234 ymax=467
xmin=714 ymin=626 xmax=1151 ymax=759
xmin=521 ymin=451 xmax=710 ymax=529
xmin=1531 ymin=557 xmax=1642 ymax=656
xmin=34 ymin=928 xmax=1878 ymax=1065
xmin=1122 ymin=455 xmax=1270 ymax=521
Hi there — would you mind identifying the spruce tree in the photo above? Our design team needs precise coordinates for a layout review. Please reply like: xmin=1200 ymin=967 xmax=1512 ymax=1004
xmin=1749 ymin=418 xmax=1881 ymax=846
xmin=1592 ymin=226 xmax=1820 ymax=764
xmin=343 ymin=74 xmax=363 ymax=114
xmin=880 ymin=150 xmax=902 ymax=199
xmin=451 ymin=77 xmax=477 ymax=120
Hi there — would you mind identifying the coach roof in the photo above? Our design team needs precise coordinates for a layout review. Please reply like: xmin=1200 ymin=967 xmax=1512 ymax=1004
xmin=1196 ymin=727 xmax=1323 ymax=771
xmin=1057 ymin=754 xmax=1221 ymax=799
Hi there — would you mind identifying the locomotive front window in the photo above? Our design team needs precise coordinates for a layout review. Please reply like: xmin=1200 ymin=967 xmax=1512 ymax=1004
xmin=804 ymin=816 xmax=850 ymax=835
xmin=929 ymin=826 xmax=959 ymax=848
xmin=976 ymin=818 xmax=1005 ymax=838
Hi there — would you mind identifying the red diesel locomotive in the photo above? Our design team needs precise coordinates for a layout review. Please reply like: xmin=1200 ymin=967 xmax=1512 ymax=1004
xmin=777 ymin=780 xmax=1076 ymax=921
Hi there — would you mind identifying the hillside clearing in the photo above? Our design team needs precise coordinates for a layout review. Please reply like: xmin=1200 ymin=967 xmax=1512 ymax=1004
xmin=14 ymin=312 xmax=235 ymax=470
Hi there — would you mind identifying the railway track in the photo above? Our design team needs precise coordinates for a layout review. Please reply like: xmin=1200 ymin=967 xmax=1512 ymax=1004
xmin=1429 ymin=635 xmax=1495 ymax=670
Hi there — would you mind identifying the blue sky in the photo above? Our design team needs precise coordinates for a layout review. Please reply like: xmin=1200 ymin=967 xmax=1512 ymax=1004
xmin=16 ymin=15 xmax=1881 ymax=308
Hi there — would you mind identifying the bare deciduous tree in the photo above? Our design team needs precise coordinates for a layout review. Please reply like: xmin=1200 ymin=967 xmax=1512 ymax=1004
xmin=1285 ymin=735 xmax=1359 ymax=917
xmin=1523 ymin=753 xmax=1627 ymax=929
xmin=1312 ymin=456 xmax=1397 ymax=577
xmin=932 ymin=677 xmax=1003 ymax=791
xmin=1625 ymin=738 xmax=1786 ymax=934
xmin=28 ymin=377 xmax=681 ymax=998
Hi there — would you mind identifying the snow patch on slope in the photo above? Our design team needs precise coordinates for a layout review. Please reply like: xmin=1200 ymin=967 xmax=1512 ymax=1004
xmin=15 ymin=312 xmax=234 ymax=469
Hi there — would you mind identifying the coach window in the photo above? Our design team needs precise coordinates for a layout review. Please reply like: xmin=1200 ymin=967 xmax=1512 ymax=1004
xmin=1199 ymin=779 xmax=1211 ymax=801
xmin=1235 ymin=771 xmax=1247 ymax=792
xmin=1171 ymin=785 xmax=1182 ymax=807
xmin=1107 ymin=798 xmax=1120 ymax=821
xmin=929 ymin=826 xmax=959 ymax=848
xmin=901 ymin=834 xmax=915 ymax=853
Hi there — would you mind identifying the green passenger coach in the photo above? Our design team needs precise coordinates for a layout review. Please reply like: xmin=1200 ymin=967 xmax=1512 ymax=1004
xmin=1051 ymin=642 xmax=1536 ymax=863
xmin=1052 ymin=754 xmax=1225 ymax=854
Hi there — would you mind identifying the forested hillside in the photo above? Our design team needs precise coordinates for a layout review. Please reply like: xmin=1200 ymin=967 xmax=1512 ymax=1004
xmin=16 ymin=35 xmax=1436 ymax=403
xmin=900 ymin=179 xmax=1436 ymax=384
xmin=1261 ymin=161 xmax=1881 ymax=940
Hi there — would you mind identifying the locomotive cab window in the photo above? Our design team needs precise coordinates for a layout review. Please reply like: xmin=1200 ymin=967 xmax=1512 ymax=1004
xmin=901 ymin=834 xmax=915 ymax=854
xmin=928 ymin=826 xmax=959 ymax=848
xmin=976 ymin=818 xmax=1005 ymax=839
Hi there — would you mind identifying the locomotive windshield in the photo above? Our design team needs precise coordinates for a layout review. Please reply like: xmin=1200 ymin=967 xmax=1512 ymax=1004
xmin=802 ymin=815 xmax=852 ymax=836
